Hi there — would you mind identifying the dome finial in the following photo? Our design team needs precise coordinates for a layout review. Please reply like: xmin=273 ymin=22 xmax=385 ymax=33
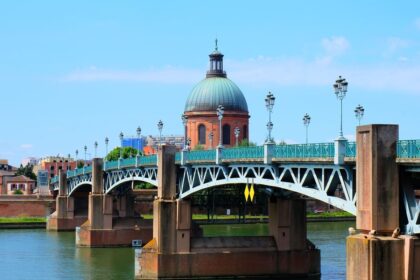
xmin=215 ymin=38 xmax=218 ymax=51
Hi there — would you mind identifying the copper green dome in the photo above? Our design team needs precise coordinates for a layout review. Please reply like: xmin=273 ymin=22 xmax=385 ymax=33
xmin=185 ymin=77 xmax=248 ymax=112
xmin=184 ymin=43 xmax=248 ymax=113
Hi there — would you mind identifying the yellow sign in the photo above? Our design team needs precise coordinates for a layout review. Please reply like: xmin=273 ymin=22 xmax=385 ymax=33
xmin=250 ymin=184 xmax=255 ymax=202
xmin=244 ymin=184 xmax=249 ymax=202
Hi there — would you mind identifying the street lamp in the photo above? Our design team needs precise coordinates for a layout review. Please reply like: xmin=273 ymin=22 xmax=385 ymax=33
xmin=333 ymin=76 xmax=348 ymax=138
xmin=234 ymin=127 xmax=240 ymax=147
xmin=265 ymin=91 xmax=275 ymax=143
xmin=354 ymin=104 xmax=365 ymax=126
xmin=75 ymin=149 xmax=78 ymax=168
xmin=216 ymin=105 xmax=224 ymax=148
xmin=303 ymin=113 xmax=311 ymax=144
xmin=94 ymin=141 xmax=98 ymax=157
xmin=84 ymin=145 xmax=87 ymax=166
xmin=208 ymin=131 xmax=214 ymax=149
xmin=67 ymin=154 xmax=70 ymax=170
xmin=105 ymin=137 xmax=109 ymax=160
xmin=157 ymin=120 xmax=163 ymax=146
xmin=136 ymin=126 xmax=141 ymax=156
xmin=119 ymin=132 xmax=124 ymax=159
xmin=186 ymin=137 xmax=191 ymax=151
xmin=181 ymin=114 xmax=188 ymax=151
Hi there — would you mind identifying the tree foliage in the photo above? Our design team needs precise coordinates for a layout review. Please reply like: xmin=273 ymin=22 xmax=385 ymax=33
xmin=239 ymin=138 xmax=257 ymax=147
xmin=16 ymin=164 xmax=37 ymax=181
xmin=105 ymin=147 xmax=141 ymax=161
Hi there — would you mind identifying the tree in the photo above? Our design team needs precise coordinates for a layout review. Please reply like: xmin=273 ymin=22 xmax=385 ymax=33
xmin=239 ymin=138 xmax=257 ymax=147
xmin=16 ymin=164 xmax=37 ymax=181
xmin=105 ymin=147 xmax=141 ymax=161
xmin=193 ymin=144 xmax=205 ymax=151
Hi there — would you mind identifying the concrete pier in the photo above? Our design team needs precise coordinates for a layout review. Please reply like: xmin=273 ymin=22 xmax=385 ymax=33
xmin=47 ymin=170 xmax=86 ymax=231
xmin=76 ymin=158 xmax=152 ymax=247
xmin=136 ymin=145 xmax=320 ymax=279
xmin=347 ymin=125 xmax=420 ymax=280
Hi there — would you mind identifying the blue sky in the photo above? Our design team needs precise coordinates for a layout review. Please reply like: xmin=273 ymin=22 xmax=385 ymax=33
xmin=1 ymin=1 xmax=420 ymax=166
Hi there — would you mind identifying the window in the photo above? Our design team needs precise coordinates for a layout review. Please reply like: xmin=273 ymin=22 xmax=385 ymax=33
xmin=243 ymin=125 xmax=248 ymax=140
xmin=198 ymin=124 xmax=206 ymax=145
xmin=223 ymin=124 xmax=231 ymax=145
xmin=11 ymin=184 xmax=17 ymax=190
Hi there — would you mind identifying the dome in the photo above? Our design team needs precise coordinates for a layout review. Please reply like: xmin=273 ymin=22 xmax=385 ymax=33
xmin=184 ymin=77 xmax=248 ymax=112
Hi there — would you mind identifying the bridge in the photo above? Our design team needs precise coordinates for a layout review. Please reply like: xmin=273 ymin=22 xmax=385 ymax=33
xmin=50 ymin=138 xmax=420 ymax=233
xmin=47 ymin=125 xmax=420 ymax=279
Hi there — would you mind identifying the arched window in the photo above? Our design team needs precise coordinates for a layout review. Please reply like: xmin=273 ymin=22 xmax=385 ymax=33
xmin=198 ymin=124 xmax=206 ymax=145
xmin=223 ymin=124 xmax=231 ymax=145
xmin=243 ymin=125 xmax=248 ymax=140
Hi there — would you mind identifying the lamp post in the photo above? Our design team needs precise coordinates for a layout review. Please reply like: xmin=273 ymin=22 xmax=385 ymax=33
xmin=186 ymin=137 xmax=191 ymax=151
xmin=105 ymin=137 xmax=109 ymax=160
xmin=216 ymin=105 xmax=224 ymax=148
xmin=94 ymin=141 xmax=98 ymax=157
xmin=265 ymin=91 xmax=275 ymax=143
xmin=84 ymin=145 xmax=87 ymax=166
xmin=354 ymin=104 xmax=365 ymax=126
xmin=157 ymin=120 xmax=163 ymax=147
xmin=119 ymin=132 xmax=124 ymax=159
xmin=67 ymin=154 xmax=70 ymax=170
xmin=303 ymin=113 xmax=311 ymax=144
xmin=234 ymin=127 xmax=240 ymax=147
xmin=75 ymin=149 xmax=78 ymax=168
xmin=136 ymin=126 xmax=141 ymax=156
xmin=209 ymin=131 xmax=214 ymax=149
xmin=181 ymin=114 xmax=188 ymax=151
xmin=333 ymin=76 xmax=348 ymax=138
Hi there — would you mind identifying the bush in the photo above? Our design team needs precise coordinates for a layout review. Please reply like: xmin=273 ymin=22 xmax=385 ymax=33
xmin=13 ymin=189 xmax=23 ymax=195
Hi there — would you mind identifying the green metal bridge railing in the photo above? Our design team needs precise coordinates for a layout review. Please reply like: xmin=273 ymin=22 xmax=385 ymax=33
xmin=50 ymin=139 xmax=419 ymax=183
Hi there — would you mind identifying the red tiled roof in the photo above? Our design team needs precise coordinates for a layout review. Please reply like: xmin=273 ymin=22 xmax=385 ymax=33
xmin=6 ymin=175 xmax=35 ymax=182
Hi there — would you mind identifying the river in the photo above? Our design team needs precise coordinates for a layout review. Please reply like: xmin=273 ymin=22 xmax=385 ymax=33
xmin=0 ymin=221 xmax=353 ymax=279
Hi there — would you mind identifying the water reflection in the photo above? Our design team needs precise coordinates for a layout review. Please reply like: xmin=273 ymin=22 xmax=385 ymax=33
xmin=0 ymin=221 xmax=353 ymax=280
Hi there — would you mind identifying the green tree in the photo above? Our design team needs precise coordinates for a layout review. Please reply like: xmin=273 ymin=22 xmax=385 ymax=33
xmin=239 ymin=138 xmax=257 ymax=147
xmin=16 ymin=164 xmax=37 ymax=181
xmin=193 ymin=144 xmax=205 ymax=151
xmin=105 ymin=147 xmax=141 ymax=161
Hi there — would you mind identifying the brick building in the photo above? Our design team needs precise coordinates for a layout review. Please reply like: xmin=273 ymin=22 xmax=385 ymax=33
xmin=184 ymin=43 xmax=250 ymax=149
xmin=33 ymin=156 xmax=78 ymax=180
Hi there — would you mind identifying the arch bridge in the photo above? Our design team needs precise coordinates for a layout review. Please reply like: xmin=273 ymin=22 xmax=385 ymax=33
xmin=50 ymin=138 xmax=420 ymax=234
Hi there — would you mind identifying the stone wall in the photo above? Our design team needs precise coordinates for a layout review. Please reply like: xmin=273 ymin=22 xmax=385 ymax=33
xmin=0 ymin=195 xmax=55 ymax=217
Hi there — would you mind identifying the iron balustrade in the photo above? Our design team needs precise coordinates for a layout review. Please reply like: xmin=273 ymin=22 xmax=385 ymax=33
xmin=139 ymin=154 xmax=157 ymax=165
xmin=397 ymin=140 xmax=420 ymax=158
xmin=104 ymin=160 xmax=119 ymax=170
xmin=187 ymin=150 xmax=217 ymax=161
xmin=222 ymin=146 xmax=264 ymax=160
xmin=120 ymin=157 xmax=136 ymax=168
xmin=50 ymin=139 xmax=420 ymax=184
xmin=345 ymin=142 xmax=356 ymax=158
xmin=273 ymin=143 xmax=335 ymax=158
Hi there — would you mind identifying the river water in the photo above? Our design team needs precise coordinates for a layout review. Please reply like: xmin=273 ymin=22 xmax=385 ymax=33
xmin=0 ymin=221 xmax=353 ymax=280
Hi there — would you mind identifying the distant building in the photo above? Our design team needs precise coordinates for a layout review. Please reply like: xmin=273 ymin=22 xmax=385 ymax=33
xmin=122 ymin=137 xmax=146 ymax=152
xmin=33 ymin=156 xmax=78 ymax=180
xmin=183 ymin=44 xmax=250 ymax=149
xmin=6 ymin=175 xmax=35 ymax=195
xmin=143 ymin=135 xmax=184 ymax=155
xmin=0 ymin=159 xmax=15 ymax=171
xmin=0 ymin=169 xmax=16 ymax=194
xmin=21 ymin=157 xmax=39 ymax=167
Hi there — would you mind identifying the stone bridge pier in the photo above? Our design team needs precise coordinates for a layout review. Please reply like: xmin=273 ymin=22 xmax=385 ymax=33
xmin=136 ymin=145 xmax=320 ymax=279
xmin=347 ymin=124 xmax=420 ymax=280
xmin=76 ymin=158 xmax=152 ymax=247
xmin=47 ymin=170 xmax=87 ymax=231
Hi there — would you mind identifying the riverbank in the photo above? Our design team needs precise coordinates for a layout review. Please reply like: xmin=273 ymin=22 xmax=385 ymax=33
xmin=0 ymin=211 xmax=354 ymax=229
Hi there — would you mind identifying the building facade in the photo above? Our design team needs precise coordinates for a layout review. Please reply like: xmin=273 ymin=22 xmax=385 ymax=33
xmin=6 ymin=175 xmax=35 ymax=195
xmin=184 ymin=44 xmax=250 ymax=149
xmin=33 ymin=156 xmax=78 ymax=180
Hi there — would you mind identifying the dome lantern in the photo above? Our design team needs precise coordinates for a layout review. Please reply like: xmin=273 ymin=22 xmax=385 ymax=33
xmin=206 ymin=39 xmax=226 ymax=78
